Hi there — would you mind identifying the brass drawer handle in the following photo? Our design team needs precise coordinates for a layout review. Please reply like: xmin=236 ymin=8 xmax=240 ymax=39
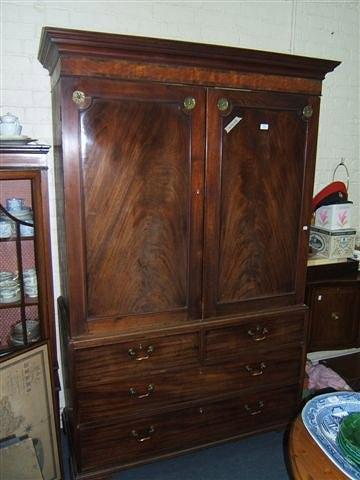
xmin=129 ymin=384 xmax=155 ymax=399
xmin=245 ymin=362 xmax=267 ymax=376
xmin=128 ymin=344 xmax=155 ymax=361
xmin=331 ymin=312 xmax=340 ymax=321
xmin=131 ymin=425 xmax=155 ymax=443
xmin=244 ymin=401 xmax=264 ymax=416
xmin=247 ymin=325 xmax=269 ymax=342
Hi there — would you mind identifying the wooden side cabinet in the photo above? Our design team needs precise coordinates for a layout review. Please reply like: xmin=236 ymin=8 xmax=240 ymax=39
xmin=305 ymin=263 xmax=360 ymax=352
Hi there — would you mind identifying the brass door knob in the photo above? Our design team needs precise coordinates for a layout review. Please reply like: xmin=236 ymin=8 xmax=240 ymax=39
xmin=183 ymin=96 xmax=196 ymax=110
xmin=217 ymin=97 xmax=229 ymax=111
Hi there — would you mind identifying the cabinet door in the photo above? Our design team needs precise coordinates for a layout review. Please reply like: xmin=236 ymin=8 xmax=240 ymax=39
xmin=308 ymin=285 xmax=359 ymax=352
xmin=203 ymin=89 xmax=319 ymax=318
xmin=60 ymin=78 xmax=205 ymax=335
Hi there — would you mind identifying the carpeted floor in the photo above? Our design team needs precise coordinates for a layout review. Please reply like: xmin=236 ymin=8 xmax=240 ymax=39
xmin=62 ymin=430 xmax=291 ymax=479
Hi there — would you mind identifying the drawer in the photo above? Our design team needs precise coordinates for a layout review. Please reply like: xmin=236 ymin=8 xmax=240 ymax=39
xmin=76 ymin=346 xmax=302 ymax=423
xmin=74 ymin=332 xmax=199 ymax=384
xmin=204 ymin=311 xmax=305 ymax=361
xmin=79 ymin=384 xmax=299 ymax=471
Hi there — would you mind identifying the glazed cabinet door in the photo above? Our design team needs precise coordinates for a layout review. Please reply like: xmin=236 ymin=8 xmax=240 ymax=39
xmin=0 ymin=169 xmax=54 ymax=354
xmin=59 ymin=78 xmax=205 ymax=335
xmin=203 ymin=89 xmax=319 ymax=318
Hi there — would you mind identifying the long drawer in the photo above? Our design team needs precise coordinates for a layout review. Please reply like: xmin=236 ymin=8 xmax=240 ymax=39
xmin=76 ymin=345 xmax=302 ymax=423
xmin=78 ymin=384 xmax=299 ymax=472
xmin=74 ymin=331 xmax=200 ymax=383
xmin=204 ymin=311 xmax=305 ymax=362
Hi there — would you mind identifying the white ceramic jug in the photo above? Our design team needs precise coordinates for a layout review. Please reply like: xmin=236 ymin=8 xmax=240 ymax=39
xmin=0 ymin=113 xmax=22 ymax=136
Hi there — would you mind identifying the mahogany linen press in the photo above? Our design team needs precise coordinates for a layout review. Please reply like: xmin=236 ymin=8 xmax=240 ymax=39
xmin=38 ymin=27 xmax=339 ymax=479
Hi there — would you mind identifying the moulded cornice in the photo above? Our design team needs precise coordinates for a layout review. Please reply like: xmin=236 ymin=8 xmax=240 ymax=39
xmin=38 ymin=26 xmax=340 ymax=80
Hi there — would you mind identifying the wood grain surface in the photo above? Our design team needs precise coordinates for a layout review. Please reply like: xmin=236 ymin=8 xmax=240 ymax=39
xmin=203 ymin=89 xmax=310 ymax=318
xmin=82 ymin=97 xmax=189 ymax=316
xmin=59 ymin=78 xmax=206 ymax=327
xmin=288 ymin=416 xmax=347 ymax=479
xmin=79 ymin=385 xmax=298 ymax=471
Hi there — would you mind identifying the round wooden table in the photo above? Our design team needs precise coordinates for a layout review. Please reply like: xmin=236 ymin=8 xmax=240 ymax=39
xmin=288 ymin=416 xmax=348 ymax=479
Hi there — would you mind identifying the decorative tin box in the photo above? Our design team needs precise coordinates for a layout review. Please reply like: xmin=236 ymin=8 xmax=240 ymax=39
xmin=309 ymin=226 xmax=356 ymax=258
xmin=315 ymin=202 xmax=352 ymax=230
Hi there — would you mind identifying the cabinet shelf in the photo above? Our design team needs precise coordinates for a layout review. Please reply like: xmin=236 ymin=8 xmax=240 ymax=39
xmin=0 ymin=236 xmax=34 ymax=243
xmin=0 ymin=340 xmax=41 ymax=355
xmin=0 ymin=297 xmax=38 ymax=309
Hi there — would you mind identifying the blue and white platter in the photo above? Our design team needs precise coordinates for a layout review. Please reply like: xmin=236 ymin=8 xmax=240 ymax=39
xmin=302 ymin=391 xmax=360 ymax=479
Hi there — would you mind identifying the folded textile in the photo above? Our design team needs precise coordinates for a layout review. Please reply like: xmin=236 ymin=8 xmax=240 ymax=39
xmin=305 ymin=360 xmax=352 ymax=391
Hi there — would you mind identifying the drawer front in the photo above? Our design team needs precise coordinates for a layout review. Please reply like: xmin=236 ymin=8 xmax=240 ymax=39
xmin=204 ymin=311 xmax=305 ymax=361
xmin=76 ymin=346 xmax=302 ymax=423
xmin=79 ymin=384 xmax=299 ymax=471
xmin=75 ymin=332 xmax=200 ymax=384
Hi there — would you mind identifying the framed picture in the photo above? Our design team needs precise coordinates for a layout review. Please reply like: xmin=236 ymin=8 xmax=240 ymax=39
xmin=0 ymin=342 xmax=61 ymax=480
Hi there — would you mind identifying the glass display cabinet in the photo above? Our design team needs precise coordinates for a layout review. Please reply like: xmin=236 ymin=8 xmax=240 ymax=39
xmin=0 ymin=144 xmax=58 ymax=393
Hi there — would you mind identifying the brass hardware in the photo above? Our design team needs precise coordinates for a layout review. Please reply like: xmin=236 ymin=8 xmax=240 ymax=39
xmin=244 ymin=401 xmax=264 ymax=416
xmin=199 ymin=407 xmax=204 ymax=414
xmin=245 ymin=362 xmax=267 ymax=376
xmin=331 ymin=312 xmax=340 ymax=321
xmin=128 ymin=344 xmax=155 ymax=361
xmin=72 ymin=90 xmax=86 ymax=105
xmin=129 ymin=384 xmax=155 ymax=399
xmin=302 ymin=105 xmax=313 ymax=119
xmin=247 ymin=325 xmax=268 ymax=342
xmin=217 ymin=98 xmax=229 ymax=111
xmin=131 ymin=425 xmax=155 ymax=443
xmin=183 ymin=96 xmax=196 ymax=110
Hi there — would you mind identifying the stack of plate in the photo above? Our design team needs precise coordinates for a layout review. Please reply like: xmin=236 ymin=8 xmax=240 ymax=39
xmin=10 ymin=208 xmax=34 ymax=237
xmin=10 ymin=319 xmax=40 ymax=346
xmin=337 ymin=413 xmax=360 ymax=467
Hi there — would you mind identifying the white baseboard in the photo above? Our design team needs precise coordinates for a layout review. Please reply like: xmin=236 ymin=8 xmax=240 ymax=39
xmin=307 ymin=347 xmax=360 ymax=364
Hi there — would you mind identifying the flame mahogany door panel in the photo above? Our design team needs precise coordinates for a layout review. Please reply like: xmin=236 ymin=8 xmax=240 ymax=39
xmin=203 ymin=89 xmax=319 ymax=318
xmin=60 ymin=78 xmax=205 ymax=335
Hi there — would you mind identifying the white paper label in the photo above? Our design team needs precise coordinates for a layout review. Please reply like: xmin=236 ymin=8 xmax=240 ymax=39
xmin=224 ymin=116 xmax=242 ymax=134
xmin=260 ymin=123 xmax=269 ymax=130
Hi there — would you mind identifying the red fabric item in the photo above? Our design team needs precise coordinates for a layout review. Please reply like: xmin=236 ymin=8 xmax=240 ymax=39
xmin=312 ymin=181 xmax=348 ymax=211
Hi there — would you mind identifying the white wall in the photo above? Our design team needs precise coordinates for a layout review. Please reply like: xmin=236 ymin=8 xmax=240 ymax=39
xmin=1 ymin=0 xmax=359 ymax=408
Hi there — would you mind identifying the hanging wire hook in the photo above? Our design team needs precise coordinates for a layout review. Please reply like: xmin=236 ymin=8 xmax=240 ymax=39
xmin=332 ymin=157 xmax=350 ymax=191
